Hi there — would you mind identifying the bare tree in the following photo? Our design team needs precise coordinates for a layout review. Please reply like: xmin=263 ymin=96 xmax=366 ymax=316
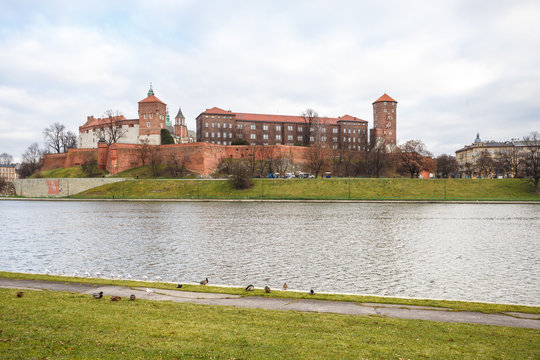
xmin=462 ymin=162 xmax=474 ymax=178
xmin=436 ymin=154 xmax=458 ymax=178
xmin=167 ymin=153 xmax=191 ymax=178
xmin=18 ymin=143 xmax=42 ymax=178
xmin=522 ymin=131 xmax=540 ymax=192
xmin=62 ymin=131 xmax=78 ymax=152
xmin=476 ymin=150 xmax=493 ymax=178
xmin=368 ymin=138 xmax=389 ymax=178
xmin=149 ymin=146 xmax=162 ymax=177
xmin=398 ymin=139 xmax=433 ymax=178
xmin=301 ymin=108 xmax=319 ymax=147
xmin=0 ymin=153 xmax=13 ymax=165
xmin=97 ymin=110 xmax=127 ymax=146
xmin=304 ymin=144 xmax=330 ymax=177
xmin=138 ymin=138 xmax=152 ymax=166
xmin=43 ymin=122 xmax=65 ymax=153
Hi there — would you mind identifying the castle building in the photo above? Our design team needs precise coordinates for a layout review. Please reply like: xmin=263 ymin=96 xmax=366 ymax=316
xmin=370 ymin=93 xmax=397 ymax=146
xmin=78 ymin=85 xmax=191 ymax=148
xmin=196 ymin=94 xmax=396 ymax=151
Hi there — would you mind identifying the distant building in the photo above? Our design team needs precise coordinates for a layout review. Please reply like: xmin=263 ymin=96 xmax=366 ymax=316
xmin=196 ymin=93 xmax=396 ymax=150
xmin=78 ymin=85 xmax=193 ymax=148
xmin=455 ymin=133 xmax=539 ymax=178
xmin=0 ymin=164 xmax=18 ymax=181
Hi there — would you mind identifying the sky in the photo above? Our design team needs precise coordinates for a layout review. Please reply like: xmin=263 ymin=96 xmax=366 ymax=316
xmin=1 ymin=0 xmax=539 ymax=160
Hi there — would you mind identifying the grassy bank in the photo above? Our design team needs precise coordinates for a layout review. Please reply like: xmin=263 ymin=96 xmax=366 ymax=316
xmin=32 ymin=166 xmax=108 ymax=178
xmin=1 ymin=287 xmax=539 ymax=359
xmin=2 ymin=272 xmax=539 ymax=315
xmin=71 ymin=178 xmax=540 ymax=201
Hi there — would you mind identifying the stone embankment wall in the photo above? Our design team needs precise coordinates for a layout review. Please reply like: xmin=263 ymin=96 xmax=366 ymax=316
xmin=13 ymin=178 xmax=124 ymax=197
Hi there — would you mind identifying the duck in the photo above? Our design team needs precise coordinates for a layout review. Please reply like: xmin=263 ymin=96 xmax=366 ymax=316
xmin=146 ymin=288 xmax=154 ymax=294
xmin=92 ymin=291 xmax=103 ymax=299
xmin=283 ymin=283 xmax=288 ymax=291
xmin=176 ymin=284 xmax=183 ymax=288
xmin=200 ymin=278 xmax=209 ymax=286
xmin=309 ymin=289 xmax=315 ymax=295
xmin=245 ymin=284 xmax=254 ymax=291
xmin=264 ymin=285 xmax=271 ymax=293
xmin=155 ymin=275 xmax=162 ymax=281
xmin=110 ymin=296 xmax=121 ymax=301
xmin=16 ymin=291 xmax=24 ymax=298
xmin=129 ymin=294 xmax=136 ymax=301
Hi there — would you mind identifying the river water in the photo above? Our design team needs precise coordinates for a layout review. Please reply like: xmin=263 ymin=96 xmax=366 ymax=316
xmin=1 ymin=200 xmax=539 ymax=305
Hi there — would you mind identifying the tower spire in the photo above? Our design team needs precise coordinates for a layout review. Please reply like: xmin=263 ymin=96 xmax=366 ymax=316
xmin=147 ymin=82 xmax=154 ymax=97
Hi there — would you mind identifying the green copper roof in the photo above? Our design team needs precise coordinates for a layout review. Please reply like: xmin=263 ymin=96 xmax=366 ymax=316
xmin=165 ymin=107 xmax=172 ymax=126
xmin=147 ymin=83 xmax=154 ymax=97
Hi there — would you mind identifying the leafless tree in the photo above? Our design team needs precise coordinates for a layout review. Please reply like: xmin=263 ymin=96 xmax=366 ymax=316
xmin=301 ymin=108 xmax=319 ymax=147
xmin=149 ymin=146 xmax=162 ymax=178
xmin=97 ymin=109 xmax=127 ymax=146
xmin=138 ymin=138 xmax=152 ymax=166
xmin=0 ymin=153 xmax=13 ymax=165
xmin=522 ymin=131 xmax=540 ymax=192
xmin=43 ymin=122 xmax=66 ymax=153
xmin=436 ymin=154 xmax=458 ymax=178
xmin=476 ymin=150 xmax=493 ymax=178
xmin=167 ymin=153 xmax=191 ymax=178
xmin=304 ymin=144 xmax=330 ymax=177
xmin=398 ymin=139 xmax=433 ymax=178
xmin=18 ymin=143 xmax=43 ymax=178
xmin=368 ymin=138 xmax=389 ymax=178
xmin=62 ymin=131 xmax=78 ymax=152
xmin=462 ymin=162 xmax=474 ymax=178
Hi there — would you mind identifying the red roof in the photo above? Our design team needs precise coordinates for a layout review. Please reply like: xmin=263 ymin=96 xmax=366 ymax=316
xmin=80 ymin=115 xmax=138 ymax=130
xmin=138 ymin=95 xmax=166 ymax=104
xmin=373 ymin=93 xmax=397 ymax=103
xmin=201 ymin=108 xmax=367 ymax=124
xmin=203 ymin=107 xmax=234 ymax=115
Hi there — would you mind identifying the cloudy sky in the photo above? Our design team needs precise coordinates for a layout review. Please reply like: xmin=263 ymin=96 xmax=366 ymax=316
xmin=1 ymin=0 xmax=539 ymax=160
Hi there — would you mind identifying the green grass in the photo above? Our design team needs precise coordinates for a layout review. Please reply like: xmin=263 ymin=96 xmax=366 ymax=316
xmin=2 ymin=272 xmax=539 ymax=315
xmin=32 ymin=166 xmax=108 ymax=178
xmin=1 ymin=288 xmax=538 ymax=359
xmin=112 ymin=165 xmax=197 ymax=179
xmin=72 ymin=178 xmax=540 ymax=201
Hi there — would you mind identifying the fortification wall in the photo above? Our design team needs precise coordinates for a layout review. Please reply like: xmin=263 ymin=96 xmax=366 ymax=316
xmin=13 ymin=178 xmax=124 ymax=197
xmin=40 ymin=143 xmax=311 ymax=176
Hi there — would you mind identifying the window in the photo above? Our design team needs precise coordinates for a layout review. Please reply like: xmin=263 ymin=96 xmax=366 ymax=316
xmin=343 ymin=129 xmax=346 ymax=133
xmin=229 ymin=123 xmax=233 ymax=128
xmin=146 ymin=122 xmax=150 ymax=127
xmin=263 ymin=125 xmax=268 ymax=131
xmin=288 ymin=125 xmax=293 ymax=131
xmin=218 ymin=116 xmax=221 ymax=118
xmin=333 ymin=144 xmax=338 ymax=149
xmin=205 ymin=132 xmax=209 ymax=137
xmin=217 ymin=141 xmax=221 ymax=144
xmin=333 ymin=137 xmax=337 ymax=142
xmin=205 ymin=122 xmax=208 ymax=128
xmin=238 ymin=134 xmax=243 ymax=139
xmin=276 ymin=125 xmax=281 ymax=131
xmin=263 ymin=134 xmax=268 ymax=140
xmin=150 ymin=114 xmax=153 ymax=119
xmin=310 ymin=136 xmax=314 ymax=142
xmin=321 ymin=136 xmax=326 ymax=142
xmin=298 ymin=126 xmax=303 ymax=131
xmin=333 ymin=128 xmax=338 ymax=133
xmin=237 ymin=124 xmax=243 ymax=129
xmin=229 ymin=133 xmax=233 ymax=138
xmin=211 ymin=132 xmax=215 ymax=137
xmin=297 ymin=135 xmax=303 ymax=141
xmin=211 ymin=123 xmax=215 ymax=128
xmin=348 ymin=129 xmax=351 ymax=133
xmin=276 ymin=134 xmax=281 ymax=140
xmin=288 ymin=135 xmax=293 ymax=140
xmin=250 ymin=133 xmax=256 ymax=139
xmin=353 ymin=129 xmax=356 ymax=134
xmin=353 ymin=138 xmax=356 ymax=142
xmin=250 ymin=124 xmax=256 ymax=130
xmin=322 ymin=128 xmax=326 ymax=133
xmin=218 ymin=123 xmax=221 ymax=128
xmin=205 ymin=115 xmax=209 ymax=118
xmin=211 ymin=115 xmax=215 ymax=118
xmin=144 ymin=114 xmax=147 ymax=119
xmin=217 ymin=132 xmax=221 ymax=138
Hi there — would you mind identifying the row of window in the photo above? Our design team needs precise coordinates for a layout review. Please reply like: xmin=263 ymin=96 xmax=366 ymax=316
xmin=204 ymin=132 xmax=365 ymax=144
xmin=204 ymin=115 xmax=234 ymax=119
xmin=203 ymin=122 xmax=367 ymax=134
xmin=142 ymin=113 xmax=165 ymax=120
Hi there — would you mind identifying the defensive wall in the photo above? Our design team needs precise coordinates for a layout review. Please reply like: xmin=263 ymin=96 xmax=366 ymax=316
xmin=13 ymin=178 xmax=125 ymax=197
xmin=41 ymin=143 xmax=309 ymax=176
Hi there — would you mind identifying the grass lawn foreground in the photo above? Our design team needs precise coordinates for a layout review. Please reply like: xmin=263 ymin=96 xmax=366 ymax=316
xmin=0 ymin=273 xmax=539 ymax=359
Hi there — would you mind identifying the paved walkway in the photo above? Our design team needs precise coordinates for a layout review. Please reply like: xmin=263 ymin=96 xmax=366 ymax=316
xmin=1 ymin=278 xmax=539 ymax=329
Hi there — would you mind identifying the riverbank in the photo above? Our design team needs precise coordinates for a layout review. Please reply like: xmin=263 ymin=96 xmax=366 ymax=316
xmin=22 ymin=178 xmax=540 ymax=201
xmin=1 ymin=275 xmax=539 ymax=359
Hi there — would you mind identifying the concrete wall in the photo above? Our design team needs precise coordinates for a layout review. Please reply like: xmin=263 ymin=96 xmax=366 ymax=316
xmin=13 ymin=178 xmax=125 ymax=197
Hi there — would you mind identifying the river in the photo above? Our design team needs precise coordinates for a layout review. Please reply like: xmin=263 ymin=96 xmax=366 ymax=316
xmin=1 ymin=200 xmax=538 ymax=305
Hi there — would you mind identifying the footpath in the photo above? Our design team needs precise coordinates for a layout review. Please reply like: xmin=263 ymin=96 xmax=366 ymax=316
xmin=1 ymin=278 xmax=539 ymax=329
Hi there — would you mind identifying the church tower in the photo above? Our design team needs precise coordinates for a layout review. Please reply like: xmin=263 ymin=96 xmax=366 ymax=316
xmin=370 ymin=93 xmax=397 ymax=147
xmin=174 ymin=107 xmax=189 ymax=142
xmin=138 ymin=84 xmax=167 ymax=145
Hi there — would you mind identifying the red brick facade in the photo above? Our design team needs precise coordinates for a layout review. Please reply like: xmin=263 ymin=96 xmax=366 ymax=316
xmin=370 ymin=93 xmax=397 ymax=146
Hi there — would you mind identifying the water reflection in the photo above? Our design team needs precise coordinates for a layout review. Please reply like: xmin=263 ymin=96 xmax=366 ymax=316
xmin=0 ymin=200 xmax=539 ymax=305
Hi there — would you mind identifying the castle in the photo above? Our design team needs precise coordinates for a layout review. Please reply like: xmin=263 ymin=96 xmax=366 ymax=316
xmin=78 ymin=85 xmax=192 ymax=148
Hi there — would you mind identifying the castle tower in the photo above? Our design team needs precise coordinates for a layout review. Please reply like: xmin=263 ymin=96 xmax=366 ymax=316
xmin=138 ymin=84 xmax=167 ymax=145
xmin=370 ymin=93 xmax=397 ymax=147
xmin=174 ymin=106 xmax=189 ymax=142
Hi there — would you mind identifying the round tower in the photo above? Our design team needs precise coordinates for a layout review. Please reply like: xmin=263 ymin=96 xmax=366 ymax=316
xmin=371 ymin=93 xmax=397 ymax=146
